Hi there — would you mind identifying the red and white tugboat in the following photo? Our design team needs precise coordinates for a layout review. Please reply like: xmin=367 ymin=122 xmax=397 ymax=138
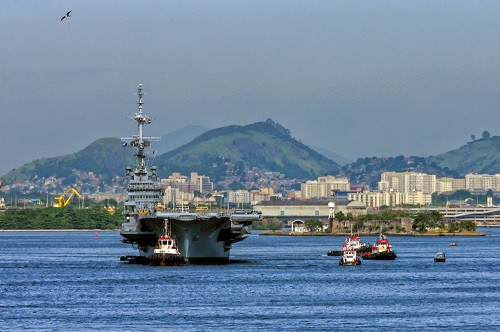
xmin=339 ymin=249 xmax=361 ymax=266
xmin=327 ymin=234 xmax=371 ymax=256
xmin=362 ymin=233 xmax=397 ymax=260
xmin=149 ymin=220 xmax=185 ymax=266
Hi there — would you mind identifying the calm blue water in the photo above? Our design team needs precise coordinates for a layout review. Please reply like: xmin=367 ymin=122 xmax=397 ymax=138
xmin=0 ymin=228 xmax=499 ymax=331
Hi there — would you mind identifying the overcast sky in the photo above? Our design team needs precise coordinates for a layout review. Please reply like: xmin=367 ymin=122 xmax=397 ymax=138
xmin=1 ymin=1 xmax=499 ymax=175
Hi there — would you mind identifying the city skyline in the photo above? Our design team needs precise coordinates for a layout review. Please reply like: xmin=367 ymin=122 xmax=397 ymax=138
xmin=1 ymin=1 xmax=500 ymax=176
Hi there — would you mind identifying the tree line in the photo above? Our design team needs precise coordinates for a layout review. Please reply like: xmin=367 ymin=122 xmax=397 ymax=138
xmin=0 ymin=206 xmax=123 ymax=230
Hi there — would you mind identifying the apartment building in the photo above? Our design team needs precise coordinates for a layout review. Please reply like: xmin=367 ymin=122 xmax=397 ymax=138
xmin=465 ymin=173 xmax=500 ymax=191
xmin=348 ymin=191 xmax=383 ymax=208
xmin=347 ymin=190 xmax=407 ymax=208
xmin=163 ymin=186 xmax=194 ymax=206
xmin=436 ymin=177 xmax=466 ymax=194
xmin=226 ymin=190 xmax=271 ymax=205
xmin=190 ymin=172 xmax=214 ymax=193
xmin=227 ymin=190 xmax=253 ymax=204
xmin=379 ymin=171 xmax=436 ymax=194
xmin=300 ymin=176 xmax=350 ymax=199
xmin=403 ymin=191 xmax=432 ymax=205
xmin=161 ymin=173 xmax=197 ymax=193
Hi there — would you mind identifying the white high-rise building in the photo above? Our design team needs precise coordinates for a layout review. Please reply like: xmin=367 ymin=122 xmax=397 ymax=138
xmin=465 ymin=173 xmax=500 ymax=191
xmin=379 ymin=172 xmax=436 ymax=194
xmin=300 ymin=176 xmax=350 ymax=199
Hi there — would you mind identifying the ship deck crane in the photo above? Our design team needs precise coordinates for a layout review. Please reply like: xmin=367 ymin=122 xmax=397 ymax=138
xmin=53 ymin=187 xmax=83 ymax=208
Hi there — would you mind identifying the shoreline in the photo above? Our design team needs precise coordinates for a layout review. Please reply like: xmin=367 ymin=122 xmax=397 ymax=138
xmin=259 ymin=231 xmax=485 ymax=237
xmin=0 ymin=229 xmax=119 ymax=232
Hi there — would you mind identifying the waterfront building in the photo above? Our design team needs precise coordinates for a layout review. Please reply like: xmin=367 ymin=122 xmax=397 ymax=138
xmin=260 ymin=187 xmax=274 ymax=196
xmin=348 ymin=191 xmax=383 ymax=208
xmin=346 ymin=190 xmax=407 ymax=208
xmin=190 ymin=172 xmax=214 ymax=193
xmin=161 ymin=173 xmax=197 ymax=193
xmin=452 ymin=178 xmax=466 ymax=191
xmin=402 ymin=191 xmax=432 ymax=206
xmin=379 ymin=171 xmax=436 ymax=194
xmin=163 ymin=186 xmax=194 ymax=206
xmin=465 ymin=173 xmax=500 ymax=191
xmin=161 ymin=172 xmax=214 ymax=195
xmin=300 ymin=176 xmax=350 ymax=199
xmin=253 ymin=200 xmax=367 ymax=220
xmin=382 ymin=191 xmax=402 ymax=207
xmin=227 ymin=190 xmax=252 ymax=204
xmin=252 ymin=191 xmax=270 ymax=205
xmin=436 ymin=178 xmax=453 ymax=194
xmin=403 ymin=206 xmax=500 ymax=224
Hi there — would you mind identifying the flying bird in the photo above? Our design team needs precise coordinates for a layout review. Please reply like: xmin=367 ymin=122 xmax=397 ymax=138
xmin=61 ymin=11 xmax=71 ymax=21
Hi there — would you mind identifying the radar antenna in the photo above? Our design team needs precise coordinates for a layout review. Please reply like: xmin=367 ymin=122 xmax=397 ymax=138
xmin=121 ymin=84 xmax=160 ymax=171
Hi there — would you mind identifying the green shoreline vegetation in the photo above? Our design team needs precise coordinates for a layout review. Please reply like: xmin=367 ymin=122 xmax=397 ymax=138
xmin=0 ymin=206 xmax=123 ymax=230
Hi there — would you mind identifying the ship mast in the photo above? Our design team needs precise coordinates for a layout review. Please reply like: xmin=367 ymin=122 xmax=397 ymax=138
xmin=121 ymin=84 xmax=160 ymax=172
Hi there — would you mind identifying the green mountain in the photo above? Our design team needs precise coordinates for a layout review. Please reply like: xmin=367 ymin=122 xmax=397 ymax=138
xmin=1 ymin=120 xmax=340 ymax=190
xmin=2 ymin=138 xmax=135 ymax=185
xmin=428 ymin=136 xmax=500 ymax=176
xmin=156 ymin=119 xmax=340 ymax=181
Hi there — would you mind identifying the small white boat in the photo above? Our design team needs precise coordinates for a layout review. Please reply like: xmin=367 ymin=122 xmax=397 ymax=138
xmin=434 ymin=252 xmax=446 ymax=262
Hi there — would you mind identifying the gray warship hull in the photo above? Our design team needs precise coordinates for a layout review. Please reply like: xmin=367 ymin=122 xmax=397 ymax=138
xmin=121 ymin=212 xmax=257 ymax=263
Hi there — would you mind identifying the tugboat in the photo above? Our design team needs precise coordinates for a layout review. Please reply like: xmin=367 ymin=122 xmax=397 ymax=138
xmin=148 ymin=220 xmax=185 ymax=266
xmin=327 ymin=232 xmax=371 ymax=256
xmin=362 ymin=233 xmax=397 ymax=260
xmin=339 ymin=249 xmax=361 ymax=266
xmin=434 ymin=252 xmax=446 ymax=262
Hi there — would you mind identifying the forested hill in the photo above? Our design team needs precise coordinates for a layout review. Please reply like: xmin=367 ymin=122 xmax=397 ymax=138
xmin=2 ymin=138 xmax=135 ymax=185
xmin=156 ymin=119 xmax=340 ymax=182
xmin=428 ymin=136 xmax=500 ymax=176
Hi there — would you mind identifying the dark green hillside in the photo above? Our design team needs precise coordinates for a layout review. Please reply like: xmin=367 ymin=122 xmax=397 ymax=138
xmin=156 ymin=119 xmax=340 ymax=181
xmin=428 ymin=136 xmax=500 ymax=176
xmin=2 ymin=138 xmax=135 ymax=184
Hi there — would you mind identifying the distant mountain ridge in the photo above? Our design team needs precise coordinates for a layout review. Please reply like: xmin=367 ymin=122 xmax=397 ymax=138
xmin=156 ymin=119 xmax=340 ymax=182
xmin=1 ymin=124 xmax=497 ymax=192
xmin=2 ymin=138 xmax=135 ymax=187
xmin=1 ymin=119 xmax=341 ymax=190
xmin=339 ymin=136 xmax=499 ymax=188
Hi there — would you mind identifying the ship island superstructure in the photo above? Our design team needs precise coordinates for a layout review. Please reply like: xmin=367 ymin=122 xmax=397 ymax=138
xmin=120 ymin=84 xmax=261 ymax=264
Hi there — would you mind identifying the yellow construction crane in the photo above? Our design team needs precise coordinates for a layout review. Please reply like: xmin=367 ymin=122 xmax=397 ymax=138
xmin=53 ymin=187 xmax=83 ymax=208
xmin=105 ymin=205 xmax=116 ymax=215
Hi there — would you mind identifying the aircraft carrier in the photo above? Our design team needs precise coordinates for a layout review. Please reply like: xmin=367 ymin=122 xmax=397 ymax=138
xmin=119 ymin=84 xmax=261 ymax=264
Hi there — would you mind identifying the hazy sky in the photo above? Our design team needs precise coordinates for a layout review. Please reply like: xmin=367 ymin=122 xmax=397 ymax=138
xmin=1 ymin=1 xmax=499 ymax=175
